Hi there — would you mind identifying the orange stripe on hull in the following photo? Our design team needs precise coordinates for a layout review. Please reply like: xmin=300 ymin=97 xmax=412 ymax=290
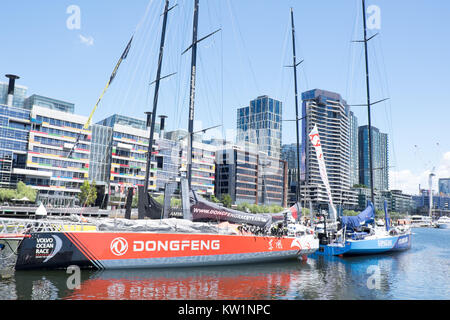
xmin=69 ymin=232 xmax=304 ymax=261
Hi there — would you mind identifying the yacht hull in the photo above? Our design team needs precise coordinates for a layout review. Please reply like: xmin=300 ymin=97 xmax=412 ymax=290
xmin=14 ymin=231 xmax=318 ymax=270
xmin=313 ymin=233 xmax=411 ymax=257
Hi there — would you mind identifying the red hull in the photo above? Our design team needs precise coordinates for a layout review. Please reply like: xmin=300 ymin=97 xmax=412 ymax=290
xmin=16 ymin=232 xmax=318 ymax=270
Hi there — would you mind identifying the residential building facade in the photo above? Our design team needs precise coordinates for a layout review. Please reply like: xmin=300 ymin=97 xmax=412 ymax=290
xmin=180 ymin=140 xmax=216 ymax=196
xmin=26 ymin=106 xmax=91 ymax=206
xmin=301 ymin=89 xmax=358 ymax=211
xmin=349 ymin=111 xmax=359 ymax=188
xmin=382 ymin=190 xmax=414 ymax=214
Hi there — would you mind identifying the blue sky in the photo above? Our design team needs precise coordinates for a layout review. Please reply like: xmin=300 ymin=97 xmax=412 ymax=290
xmin=1 ymin=0 xmax=449 ymax=194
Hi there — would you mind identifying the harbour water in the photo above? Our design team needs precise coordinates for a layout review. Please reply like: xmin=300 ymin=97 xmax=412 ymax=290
xmin=0 ymin=228 xmax=448 ymax=300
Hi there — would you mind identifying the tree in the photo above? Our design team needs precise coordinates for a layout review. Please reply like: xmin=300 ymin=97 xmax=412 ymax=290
xmin=210 ymin=195 xmax=220 ymax=203
xmin=221 ymin=194 xmax=232 ymax=208
xmin=16 ymin=181 xmax=37 ymax=202
xmin=79 ymin=180 xmax=97 ymax=207
xmin=0 ymin=182 xmax=37 ymax=203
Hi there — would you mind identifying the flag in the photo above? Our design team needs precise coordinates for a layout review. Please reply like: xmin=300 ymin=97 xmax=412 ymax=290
xmin=84 ymin=36 xmax=134 ymax=129
xmin=308 ymin=124 xmax=337 ymax=219
xmin=109 ymin=36 xmax=133 ymax=84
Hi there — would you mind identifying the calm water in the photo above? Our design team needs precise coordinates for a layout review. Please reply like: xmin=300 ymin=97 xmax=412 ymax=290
xmin=0 ymin=228 xmax=448 ymax=300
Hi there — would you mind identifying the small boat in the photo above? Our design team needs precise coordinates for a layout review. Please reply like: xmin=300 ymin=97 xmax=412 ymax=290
xmin=410 ymin=215 xmax=432 ymax=228
xmin=435 ymin=216 xmax=450 ymax=229
xmin=314 ymin=201 xmax=412 ymax=256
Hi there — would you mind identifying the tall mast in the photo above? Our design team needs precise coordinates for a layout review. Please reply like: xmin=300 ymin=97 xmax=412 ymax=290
xmin=290 ymin=8 xmax=302 ymax=207
xmin=187 ymin=0 xmax=200 ymax=190
xmin=184 ymin=0 xmax=220 ymax=189
xmin=144 ymin=0 xmax=173 ymax=193
xmin=361 ymin=0 xmax=375 ymax=205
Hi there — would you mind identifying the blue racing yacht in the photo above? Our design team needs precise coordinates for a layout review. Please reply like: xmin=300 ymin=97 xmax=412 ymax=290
xmin=314 ymin=201 xmax=411 ymax=256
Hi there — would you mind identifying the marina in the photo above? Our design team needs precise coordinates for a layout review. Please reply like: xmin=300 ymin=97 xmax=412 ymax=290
xmin=0 ymin=228 xmax=448 ymax=300
xmin=0 ymin=0 xmax=449 ymax=303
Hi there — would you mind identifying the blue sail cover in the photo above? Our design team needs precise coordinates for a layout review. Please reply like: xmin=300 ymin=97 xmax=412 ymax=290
xmin=341 ymin=202 xmax=375 ymax=231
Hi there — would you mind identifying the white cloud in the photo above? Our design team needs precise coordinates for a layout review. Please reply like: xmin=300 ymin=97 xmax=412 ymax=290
xmin=79 ymin=34 xmax=94 ymax=46
xmin=390 ymin=151 xmax=450 ymax=195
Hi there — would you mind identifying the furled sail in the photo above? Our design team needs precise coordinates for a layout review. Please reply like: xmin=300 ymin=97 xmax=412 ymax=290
xmin=340 ymin=202 xmax=375 ymax=231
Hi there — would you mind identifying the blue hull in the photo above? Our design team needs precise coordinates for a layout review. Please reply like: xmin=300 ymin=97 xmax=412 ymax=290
xmin=313 ymin=243 xmax=350 ymax=256
xmin=312 ymin=233 xmax=411 ymax=257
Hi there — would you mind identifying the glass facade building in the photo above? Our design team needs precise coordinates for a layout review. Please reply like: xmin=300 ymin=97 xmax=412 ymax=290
xmin=98 ymin=114 xmax=160 ymax=133
xmin=439 ymin=178 xmax=450 ymax=196
xmin=0 ymin=104 xmax=31 ymax=188
xmin=215 ymin=146 xmax=288 ymax=207
xmin=24 ymin=95 xmax=75 ymax=114
xmin=153 ymin=138 xmax=181 ymax=190
xmin=89 ymin=124 xmax=113 ymax=185
xmin=237 ymin=95 xmax=282 ymax=158
xmin=0 ymin=82 xmax=27 ymax=109
xmin=358 ymin=125 xmax=389 ymax=192
xmin=281 ymin=143 xmax=300 ymax=205
xmin=281 ymin=143 xmax=299 ymax=170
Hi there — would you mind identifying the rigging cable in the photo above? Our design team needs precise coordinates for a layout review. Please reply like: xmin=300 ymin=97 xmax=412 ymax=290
xmin=66 ymin=0 xmax=157 ymax=159
xmin=225 ymin=0 xmax=260 ymax=95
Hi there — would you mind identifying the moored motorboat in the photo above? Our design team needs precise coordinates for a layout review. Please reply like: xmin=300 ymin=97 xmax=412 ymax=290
xmin=410 ymin=215 xmax=432 ymax=228
xmin=435 ymin=216 xmax=450 ymax=229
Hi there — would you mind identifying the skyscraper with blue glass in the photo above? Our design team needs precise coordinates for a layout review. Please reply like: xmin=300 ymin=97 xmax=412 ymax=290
xmin=236 ymin=95 xmax=282 ymax=158
xmin=358 ymin=125 xmax=389 ymax=192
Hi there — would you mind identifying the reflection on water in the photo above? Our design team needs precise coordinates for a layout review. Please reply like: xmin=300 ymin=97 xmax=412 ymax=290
xmin=0 ymin=228 xmax=449 ymax=300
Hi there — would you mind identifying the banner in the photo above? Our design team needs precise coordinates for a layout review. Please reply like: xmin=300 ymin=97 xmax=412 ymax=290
xmin=84 ymin=36 xmax=134 ymax=130
xmin=308 ymin=124 xmax=337 ymax=219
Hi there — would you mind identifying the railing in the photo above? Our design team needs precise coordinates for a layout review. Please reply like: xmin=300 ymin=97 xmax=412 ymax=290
xmin=0 ymin=206 xmax=106 ymax=218
xmin=0 ymin=217 xmax=96 ymax=235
